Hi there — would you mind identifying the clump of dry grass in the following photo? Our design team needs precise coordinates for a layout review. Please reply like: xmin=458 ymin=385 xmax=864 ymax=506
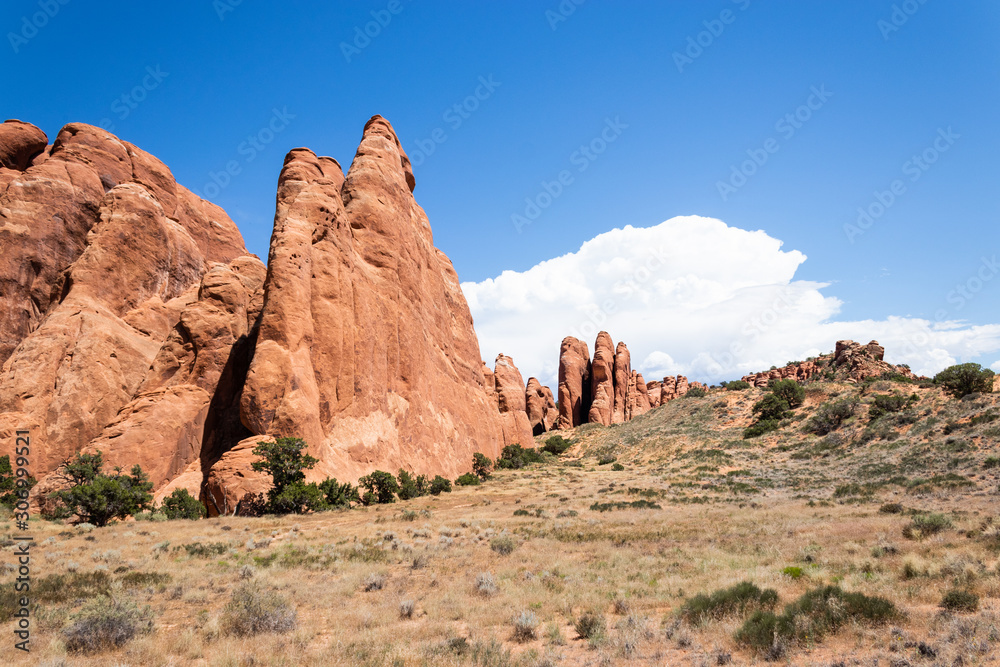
xmin=219 ymin=581 xmax=296 ymax=636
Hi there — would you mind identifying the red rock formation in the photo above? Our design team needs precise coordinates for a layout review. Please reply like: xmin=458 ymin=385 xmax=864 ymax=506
xmin=79 ymin=256 xmax=266 ymax=490
xmin=0 ymin=119 xmax=47 ymax=171
xmin=646 ymin=380 xmax=662 ymax=407
xmin=739 ymin=340 xmax=916 ymax=387
xmin=626 ymin=370 xmax=651 ymax=420
xmin=612 ymin=341 xmax=631 ymax=424
xmin=557 ymin=336 xmax=591 ymax=429
xmin=492 ymin=354 xmax=534 ymax=447
xmin=1 ymin=122 xmax=248 ymax=481
xmin=589 ymin=332 xmax=615 ymax=426
xmin=526 ymin=377 xmax=558 ymax=436
xmin=235 ymin=116 xmax=503 ymax=499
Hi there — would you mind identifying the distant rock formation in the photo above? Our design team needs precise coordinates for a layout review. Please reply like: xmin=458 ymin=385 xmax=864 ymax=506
xmin=740 ymin=339 xmax=917 ymax=387
xmin=552 ymin=331 xmax=699 ymax=431
xmin=525 ymin=377 xmax=558 ymax=436
xmin=557 ymin=336 xmax=591 ymax=429
xmin=589 ymin=332 xmax=616 ymax=426
xmin=612 ymin=342 xmax=631 ymax=424
xmin=490 ymin=354 xmax=535 ymax=448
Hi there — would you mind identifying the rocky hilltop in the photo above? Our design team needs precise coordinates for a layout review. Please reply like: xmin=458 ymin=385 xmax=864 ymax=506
xmin=0 ymin=117 xmax=502 ymax=513
xmin=741 ymin=339 xmax=918 ymax=387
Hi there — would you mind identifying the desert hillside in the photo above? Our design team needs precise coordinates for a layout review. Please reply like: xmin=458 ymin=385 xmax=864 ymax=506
xmin=4 ymin=371 xmax=998 ymax=666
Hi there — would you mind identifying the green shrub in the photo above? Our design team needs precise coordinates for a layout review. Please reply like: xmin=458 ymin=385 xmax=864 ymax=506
xmin=318 ymin=478 xmax=360 ymax=508
xmin=0 ymin=454 xmax=36 ymax=509
xmin=472 ymin=452 xmax=493 ymax=479
xmin=159 ymin=489 xmax=206 ymax=520
xmin=680 ymin=581 xmax=779 ymax=625
xmin=752 ymin=394 xmax=791 ymax=421
xmin=934 ymin=363 xmax=995 ymax=398
xmin=513 ymin=508 xmax=530 ymax=516
xmin=220 ymin=582 xmax=296 ymax=636
xmin=396 ymin=469 xmax=428 ymax=501
xmin=903 ymin=513 xmax=952 ymax=539
xmin=49 ymin=452 xmax=153 ymax=527
xmin=249 ymin=437 xmax=323 ymax=515
xmin=769 ymin=379 xmax=805 ymax=408
xmin=984 ymin=456 xmax=1000 ymax=470
xmin=723 ymin=381 xmax=752 ymax=391
xmin=868 ymin=393 xmax=912 ymax=420
xmin=806 ymin=397 xmax=858 ymax=435
xmin=589 ymin=499 xmax=660 ymax=512
xmin=597 ymin=454 xmax=617 ymax=465
xmin=358 ymin=470 xmax=399 ymax=504
xmin=685 ymin=387 xmax=707 ymax=398
xmin=541 ymin=435 xmax=573 ymax=455
xmin=429 ymin=475 xmax=452 ymax=495
xmin=735 ymin=586 xmax=896 ymax=652
xmin=743 ymin=419 xmax=779 ymax=439
xmin=574 ymin=610 xmax=606 ymax=639
xmin=781 ymin=566 xmax=804 ymax=579
xmin=268 ymin=482 xmax=327 ymax=514
xmin=495 ymin=444 xmax=544 ymax=469
xmin=940 ymin=589 xmax=979 ymax=612
xmin=878 ymin=502 xmax=904 ymax=514
xmin=455 ymin=472 xmax=480 ymax=487
xmin=611 ymin=462 xmax=625 ymax=471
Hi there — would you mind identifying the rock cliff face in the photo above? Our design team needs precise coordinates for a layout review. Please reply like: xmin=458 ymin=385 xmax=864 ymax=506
xmin=2 ymin=117 xmax=504 ymax=513
xmin=0 ymin=121 xmax=248 ymax=483
xmin=232 ymin=116 xmax=503 ymax=496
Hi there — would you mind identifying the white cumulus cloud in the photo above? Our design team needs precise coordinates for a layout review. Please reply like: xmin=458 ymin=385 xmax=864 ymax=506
xmin=461 ymin=216 xmax=1000 ymax=389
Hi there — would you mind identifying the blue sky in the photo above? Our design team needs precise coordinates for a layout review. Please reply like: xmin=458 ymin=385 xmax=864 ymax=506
xmin=4 ymin=1 xmax=999 ymax=384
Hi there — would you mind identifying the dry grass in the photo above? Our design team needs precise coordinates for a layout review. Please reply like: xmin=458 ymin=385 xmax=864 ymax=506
xmin=1 ymin=382 xmax=998 ymax=665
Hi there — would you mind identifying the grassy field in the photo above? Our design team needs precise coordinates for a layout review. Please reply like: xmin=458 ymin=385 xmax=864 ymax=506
xmin=2 ymin=378 xmax=999 ymax=665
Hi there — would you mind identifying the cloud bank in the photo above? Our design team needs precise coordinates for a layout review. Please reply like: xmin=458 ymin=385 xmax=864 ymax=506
xmin=462 ymin=216 xmax=1000 ymax=389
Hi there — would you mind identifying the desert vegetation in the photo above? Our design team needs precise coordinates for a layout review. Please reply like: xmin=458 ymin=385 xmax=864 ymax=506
xmin=1 ymin=366 xmax=998 ymax=665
